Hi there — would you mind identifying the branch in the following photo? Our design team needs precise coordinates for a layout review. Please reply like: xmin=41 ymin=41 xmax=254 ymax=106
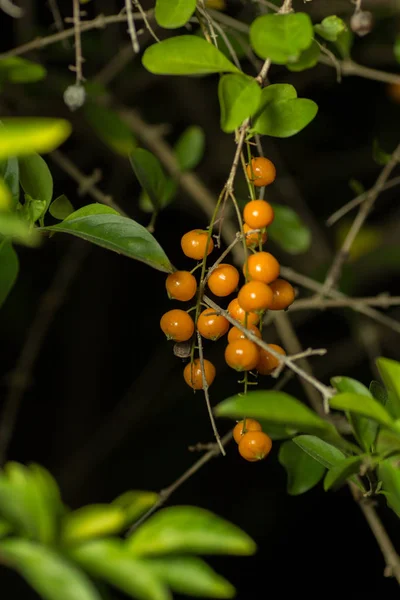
xmin=291 ymin=294 xmax=400 ymax=311
xmin=71 ymin=0 xmax=84 ymax=84
xmin=125 ymin=0 xmax=139 ymax=53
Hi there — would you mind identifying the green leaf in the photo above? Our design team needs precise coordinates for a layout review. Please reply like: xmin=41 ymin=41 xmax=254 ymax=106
xmin=0 ymin=538 xmax=101 ymax=600
xmin=85 ymin=103 xmax=136 ymax=156
xmin=0 ymin=118 xmax=71 ymax=158
xmin=329 ymin=393 xmax=394 ymax=428
xmin=331 ymin=376 xmax=379 ymax=451
xmin=349 ymin=178 xmax=364 ymax=196
xmin=378 ymin=457 xmax=400 ymax=517
xmin=268 ymin=203 xmax=311 ymax=254
xmin=64 ymin=204 xmax=119 ymax=220
xmin=147 ymin=556 xmax=235 ymax=598
xmin=314 ymin=16 xmax=346 ymax=42
xmin=255 ymin=84 xmax=297 ymax=113
xmin=0 ymin=57 xmax=46 ymax=83
xmin=250 ymin=13 xmax=313 ymax=64
xmin=324 ymin=455 xmax=365 ymax=491
xmin=61 ymin=504 xmax=126 ymax=545
xmin=112 ymin=491 xmax=158 ymax=527
xmin=40 ymin=207 xmax=173 ymax=273
xmin=372 ymin=139 xmax=391 ymax=166
xmin=69 ymin=539 xmax=170 ymax=600
xmin=287 ymin=39 xmax=320 ymax=72
xmin=218 ymin=74 xmax=261 ymax=133
xmin=19 ymin=154 xmax=53 ymax=209
xmin=127 ymin=506 xmax=256 ymax=556
xmin=129 ymin=148 xmax=167 ymax=211
xmin=0 ymin=157 xmax=19 ymax=207
xmin=376 ymin=357 xmax=400 ymax=419
xmin=142 ymin=36 xmax=240 ymax=75
xmin=28 ymin=464 xmax=65 ymax=524
xmin=252 ymin=98 xmax=318 ymax=138
xmin=215 ymin=391 xmax=337 ymax=438
xmin=278 ymin=440 xmax=325 ymax=495
xmin=394 ymin=34 xmax=400 ymax=64
xmin=174 ymin=126 xmax=205 ymax=171
xmin=0 ymin=517 xmax=12 ymax=538
xmin=21 ymin=196 xmax=48 ymax=224
xmin=292 ymin=435 xmax=346 ymax=469
xmin=334 ymin=28 xmax=353 ymax=59
xmin=155 ymin=0 xmax=196 ymax=29
xmin=49 ymin=195 xmax=74 ymax=220
xmin=0 ymin=212 xmax=41 ymax=247
xmin=375 ymin=429 xmax=400 ymax=456
xmin=0 ymin=239 xmax=18 ymax=308
xmin=0 ymin=177 xmax=12 ymax=210
xmin=369 ymin=380 xmax=388 ymax=406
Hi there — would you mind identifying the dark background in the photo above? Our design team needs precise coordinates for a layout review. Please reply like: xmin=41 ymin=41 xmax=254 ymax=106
xmin=2 ymin=0 xmax=400 ymax=597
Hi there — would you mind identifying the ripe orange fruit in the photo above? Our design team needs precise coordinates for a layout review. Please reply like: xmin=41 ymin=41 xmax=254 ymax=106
xmin=227 ymin=298 xmax=260 ymax=326
xmin=243 ymin=200 xmax=274 ymax=230
xmin=160 ymin=309 xmax=194 ymax=342
xmin=166 ymin=271 xmax=197 ymax=301
xmin=238 ymin=431 xmax=272 ymax=461
xmin=207 ymin=263 xmax=239 ymax=297
xmin=184 ymin=358 xmax=216 ymax=390
xmin=257 ymin=343 xmax=286 ymax=375
xmin=243 ymin=252 xmax=280 ymax=284
xmin=243 ymin=223 xmax=267 ymax=248
xmin=181 ymin=230 xmax=214 ymax=260
xmin=225 ymin=339 xmax=259 ymax=371
xmin=237 ymin=281 xmax=273 ymax=312
xmin=227 ymin=324 xmax=261 ymax=344
xmin=246 ymin=157 xmax=276 ymax=187
xmin=197 ymin=309 xmax=229 ymax=340
xmin=233 ymin=418 xmax=262 ymax=444
xmin=269 ymin=279 xmax=295 ymax=310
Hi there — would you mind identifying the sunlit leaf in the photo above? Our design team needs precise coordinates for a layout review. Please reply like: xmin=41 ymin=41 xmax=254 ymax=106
xmin=0 ymin=118 xmax=71 ymax=158
xmin=250 ymin=13 xmax=313 ymax=64
xmin=155 ymin=0 xmax=196 ymax=29
xmin=0 ymin=57 xmax=46 ymax=83
xmin=329 ymin=393 xmax=394 ymax=428
xmin=61 ymin=505 xmax=126 ymax=545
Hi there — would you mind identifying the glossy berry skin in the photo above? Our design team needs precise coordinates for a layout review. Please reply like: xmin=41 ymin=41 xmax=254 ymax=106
xmin=246 ymin=157 xmax=276 ymax=187
xmin=243 ymin=223 xmax=267 ymax=248
xmin=160 ymin=309 xmax=194 ymax=342
xmin=227 ymin=324 xmax=261 ymax=344
xmin=238 ymin=431 xmax=272 ymax=462
xmin=269 ymin=279 xmax=295 ymax=311
xmin=257 ymin=344 xmax=286 ymax=375
xmin=184 ymin=358 xmax=216 ymax=390
xmin=227 ymin=298 xmax=260 ymax=326
xmin=181 ymin=230 xmax=214 ymax=260
xmin=207 ymin=264 xmax=239 ymax=297
xmin=233 ymin=419 xmax=262 ymax=444
xmin=197 ymin=309 xmax=229 ymax=340
xmin=225 ymin=339 xmax=259 ymax=371
xmin=237 ymin=281 xmax=273 ymax=313
xmin=243 ymin=252 xmax=280 ymax=285
xmin=166 ymin=271 xmax=197 ymax=301
xmin=243 ymin=200 xmax=274 ymax=230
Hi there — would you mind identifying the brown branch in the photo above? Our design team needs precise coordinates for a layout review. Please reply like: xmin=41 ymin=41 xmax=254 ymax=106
xmin=71 ymin=0 xmax=84 ymax=84
xmin=291 ymin=294 xmax=400 ymax=311
xmin=125 ymin=0 xmax=139 ymax=53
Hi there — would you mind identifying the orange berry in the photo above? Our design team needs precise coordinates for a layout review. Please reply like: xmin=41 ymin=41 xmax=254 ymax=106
xmin=227 ymin=298 xmax=260 ymax=326
xmin=183 ymin=358 xmax=216 ymax=390
xmin=243 ymin=223 xmax=267 ymax=248
xmin=160 ymin=309 xmax=194 ymax=342
xmin=233 ymin=419 xmax=262 ymax=444
xmin=181 ymin=230 xmax=214 ymax=260
xmin=237 ymin=281 xmax=273 ymax=312
xmin=197 ymin=309 xmax=229 ymax=340
xmin=257 ymin=344 xmax=286 ymax=375
xmin=227 ymin=324 xmax=261 ymax=344
xmin=269 ymin=279 xmax=295 ymax=311
xmin=246 ymin=157 xmax=276 ymax=187
xmin=166 ymin=271 xmax=197 ymax=301
xmin=207 ymin=263 xmax=239 ymax=297
xmin=243 ymin=200 xmax=274 ymax=230
xmin=225 ymin=339 xmax=259 ymax=371
xmin=238 ymin=431 xmax=272 ymax=461
xmin=243 ymin=252 xmax=280 ymax=284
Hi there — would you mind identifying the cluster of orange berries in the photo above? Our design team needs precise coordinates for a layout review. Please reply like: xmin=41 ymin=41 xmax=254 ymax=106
xmin=233 ymin=419 xmax=272 ymax=462
xmin=160 ymin=156 xmax=294 ymax=461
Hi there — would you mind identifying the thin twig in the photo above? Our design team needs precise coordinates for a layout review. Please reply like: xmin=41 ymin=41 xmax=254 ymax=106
xmin=321 ymin=144 xmax=400 ymax=297
xmin=133 ymin=0 xmax=159 ymax=43
xmin=204 ymin=233 xmax=242 ymax=283
xmin=196 ymin=332 xmax=225 ymax=456
xmin=125 ymin=0 xmax=139 ymax=53
xmin=48 ymin=0 xmax=69 ymax=48
xmin=0 ymin=241 xmax=88 ymax=465
xmin=71 ymin=0 xmax=84 ymax=84
xmin=291 ymin=294 xmax=400 ymax=311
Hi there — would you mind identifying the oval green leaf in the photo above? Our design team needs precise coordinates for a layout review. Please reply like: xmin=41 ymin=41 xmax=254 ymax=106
xmin=292 ymin=435 xmax=346 ymax=469
xmin=112 ymin=490 xmax=158 ymax=527
xmin=147 ymin=556 xmax=235 ymax=598
xmin=252 ymin=98 xmax=318 ymax=138
xmin=323 ymin=455 xmax=365 ymax=491
xmin=41 ymin=208 xmax=173 ymax=273
xmin=329 ymin=393 xmax=394 ymax=428
xmin=254 ymin=84 xmax=297 ymax=116
xmin=0 ymin=239 xmax=18 ymax=308
xmin=250 ymin=13 xmax=313 ymax=64
xmin=268 ymin=203 xmax=311 ymax=254
xmin=287 ymin=40 xmax=320 ymax=72
xmin=379 ymin=457 xmax=400 ymax=517
xmin=0 ymin=118 xmax=71 ymax=158
xmin=0 ymin=57 xmax=46 ymax=83
xmin=129 ymin=148 xmax=167 ymax=211
xmin=49 ymin=195 xmax=74 ymax=220
xmin=278 ymin=440 xmax=325 ymax=495
xmin=218 ymin=74 xmax=261 ymax=133
xmin=85 ymin=103 xmax=136 ymax=156
xmin=174 ymin=126 xmax=205 ymax=171
xmin=376 ymin=357 xmax=400 ymax=419
xmin=19 ymin=154 xmax=53 ymax=208
xmin=61 ymin=504 xmax=126 ymax=545
xmin=0 ymin=538 xmax=101 ymax=600
xmin=127 ymin=506 xmax=256 ymax=556
xmin=142 ymin=36 xmax=240 ymax=75
xmin=155 ymin=0 xmax=196 ymax=29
